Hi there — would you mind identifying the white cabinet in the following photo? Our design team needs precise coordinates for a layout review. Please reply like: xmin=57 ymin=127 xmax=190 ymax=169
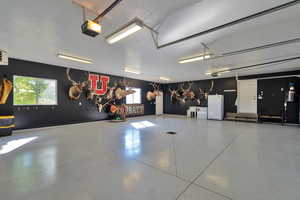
xmin=197 ymin=107 xmax=208 ymax=119
xmin=208 ymin=95 xmax=224 ymax=120
xmin=187 ymin=107 xmax=208 ymax=120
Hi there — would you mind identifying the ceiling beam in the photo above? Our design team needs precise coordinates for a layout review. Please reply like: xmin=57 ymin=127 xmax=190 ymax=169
xmin=217 ymin=56 xmax=300 ymax=73
xmin=208 ymin=38 xmax=300 ymax=60
xmin=157 ymin=0 xmax=300 ymax=49
xmin=93 ymin=0 xmax=123 ymax=22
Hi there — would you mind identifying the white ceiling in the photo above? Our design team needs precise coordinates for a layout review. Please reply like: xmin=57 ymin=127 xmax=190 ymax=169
xmin=1 ymin=0 xmax=300 ymax=82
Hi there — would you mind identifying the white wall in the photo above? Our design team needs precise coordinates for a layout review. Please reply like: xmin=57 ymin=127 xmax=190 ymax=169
xmin=237 ymin=79 xmax=257 ymax=113
xmin=156 ymin=92 xmax=163 ymax=115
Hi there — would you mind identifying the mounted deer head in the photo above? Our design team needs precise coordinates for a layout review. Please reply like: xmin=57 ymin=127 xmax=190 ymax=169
xmin=180 ymin=82 xmax=196 ymax=100
xmin=146 ymin=83 xmax=160 ymax=101
xmin=115 ymin=80 xmax=136 ymax=100
xmin=94 ymin=96 xmax=112 ymax=113
xmin=199 ymin=80 xmax=214 ymax=100
xmin=169 ymin=88 xmax=181 ymax=101
xmin=0 ymin=77 xmax=12 ymax=104
xmin=66 ymin=68 xmax=89 ymax=100
xmin=105 ymin=82 xmax=118 ymax=100
xmin=87 ymin=90 xmax=96 ymax=100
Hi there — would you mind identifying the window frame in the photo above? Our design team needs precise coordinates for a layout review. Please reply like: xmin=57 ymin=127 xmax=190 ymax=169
xmin=125 ymin=87 xmax=141 ymax=104
xmin=13 ymin=75 xmax=58 ymax=106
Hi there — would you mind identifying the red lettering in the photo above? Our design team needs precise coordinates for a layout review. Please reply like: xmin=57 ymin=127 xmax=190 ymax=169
xmin=89 ymin=74 xmax=110 ymax=95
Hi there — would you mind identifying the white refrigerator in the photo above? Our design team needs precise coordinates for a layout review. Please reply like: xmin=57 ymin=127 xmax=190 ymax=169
xmin=208 ymin=95 xmax=224 ymax=120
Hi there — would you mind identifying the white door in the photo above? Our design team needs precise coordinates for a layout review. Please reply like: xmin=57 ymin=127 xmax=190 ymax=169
xmin=237 ymin=80 xmax=257 ymax=113
xmin=156 ymin=92 xmax=163 ymax=115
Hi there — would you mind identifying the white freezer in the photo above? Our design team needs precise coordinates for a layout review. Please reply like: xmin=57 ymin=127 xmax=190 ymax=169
xmin=208 ymin=95 xmax=224 ymax=120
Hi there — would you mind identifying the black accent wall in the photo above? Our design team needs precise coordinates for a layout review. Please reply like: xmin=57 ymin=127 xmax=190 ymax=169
xmin=0 ymin=58 xmax=155 ymax=130
xmin=163 ymin=71 xmax=300 ymax=124
xmin=257 ymin=77 xmax=300 ymax=124
xmin=163 ymin=78 xmax=237 ymax=115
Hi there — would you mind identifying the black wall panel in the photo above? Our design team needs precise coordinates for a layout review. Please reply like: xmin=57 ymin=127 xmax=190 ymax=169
xmin=163 ymin=78 xmax=237 ymax=115
xmin=163 ymin=71 xmax=300 ymax=122
xmin=257 ymin=77 xmax=300 ymax=123
xmin=0 ymin=58 xmax=155 ymax=130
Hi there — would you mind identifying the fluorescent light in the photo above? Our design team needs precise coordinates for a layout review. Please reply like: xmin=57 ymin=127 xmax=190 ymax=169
xmin=160 ymin=76 xmax=170 ymax=81
xmin=57 ymin=54 xmax=92 ymax=64
xmin=179 ymin=54 xmax=211 ymax=64
xmin=106 ymin=18 xmax=144 ymax=44
xmin=124 ymin=67 xmax=141 ymax=74
xmin=206 ymin=67 xmax=231 ymax=75
xmin=220 ymin=70 xmax=231 ymax=74
xmin=218 ymin=67 xmax=231 ymax=74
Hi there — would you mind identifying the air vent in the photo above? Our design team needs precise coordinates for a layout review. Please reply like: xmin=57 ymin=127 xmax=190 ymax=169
xmin=0 ymin=50 xmax=8 ymax=65
xmin=166 ymin=131 xmax=177 ymax=135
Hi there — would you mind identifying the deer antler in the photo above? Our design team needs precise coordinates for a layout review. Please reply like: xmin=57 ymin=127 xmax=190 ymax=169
xmin=66 ymin=68 xmax=77 ymax=86
xmin=180 ymin=84 xmax=184 ymax=91
xmin=187 ymin=82 xmax=193 ymax=90
xmin=155 ymin=83 xmax=160 ymax=91
xmin=82 ymin=80 xmax=90 ymax=88
xmin=150 ymin=82 xmax=159 ymax=90
xmin=199 ymin=88 xmax=204 ymax=94
xmin=209 ymin=80 xmax=214 ymax=92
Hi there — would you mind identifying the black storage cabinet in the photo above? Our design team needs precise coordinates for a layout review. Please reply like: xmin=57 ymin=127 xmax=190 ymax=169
xmin=0 ymin=116 xmax=15 ymax=137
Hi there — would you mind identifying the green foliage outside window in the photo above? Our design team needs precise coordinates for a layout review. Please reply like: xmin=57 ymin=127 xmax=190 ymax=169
xmin=13 ymin=76 xmax=57 ymax=105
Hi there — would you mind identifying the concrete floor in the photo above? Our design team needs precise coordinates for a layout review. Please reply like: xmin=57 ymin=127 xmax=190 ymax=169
xmin=0 ymin=115 xmax=300 ymax=200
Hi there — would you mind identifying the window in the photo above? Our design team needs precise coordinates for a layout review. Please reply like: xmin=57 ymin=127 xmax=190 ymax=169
xmin=13 ymin=76 xmax=57 ymax=105
xmin=126 ymin=87 xmax=141 ymax=104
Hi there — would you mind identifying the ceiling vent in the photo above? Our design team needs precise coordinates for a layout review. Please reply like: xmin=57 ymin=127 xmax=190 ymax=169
xmin=0 ymin=50 xmax=8 ymax=65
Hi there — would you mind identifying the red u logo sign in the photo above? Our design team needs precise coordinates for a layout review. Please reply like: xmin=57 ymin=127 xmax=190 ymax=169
xmin=89 ymin=74 xmax=110 ymax=95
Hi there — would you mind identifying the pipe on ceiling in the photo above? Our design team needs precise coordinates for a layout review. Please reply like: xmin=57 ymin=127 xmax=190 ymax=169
xmin=217 ymin=56 xmax=300 ymax=73
xmin=93 ymin=0 xmax=123 ymax=22
xmin=208 ymin=38 xmax=300 ymax=60
xmin=157 ymin=0 xmax=300 ymax=49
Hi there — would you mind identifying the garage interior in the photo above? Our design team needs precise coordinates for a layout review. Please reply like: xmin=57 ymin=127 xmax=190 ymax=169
xmin=0 ymin=0 xmax=300 ymax=200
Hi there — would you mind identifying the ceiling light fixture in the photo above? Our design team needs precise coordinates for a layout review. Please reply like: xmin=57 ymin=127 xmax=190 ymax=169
xmin=179 ymin=54 xmax=211 ymax=64
xmin=124 ymin=67 xmax=141 ymax=74
xmin=106 ymin=18 xmax=144 ymax=44
xmin=205 ymin=67 xmax=231 ymax=77
xmin=219 ymin=70 xmax=231 ymax=74
xmin=160 ymin=77 xmax=170 ymax=81
xmin=57 ymin=54 xmax=92 ymax=64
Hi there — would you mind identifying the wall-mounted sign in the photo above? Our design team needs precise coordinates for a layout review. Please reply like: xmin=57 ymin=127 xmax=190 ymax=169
xmin=88 ymin=74 xmax=110 ymax=95
xmin=126 ymin=104 xmax=144 ymax=116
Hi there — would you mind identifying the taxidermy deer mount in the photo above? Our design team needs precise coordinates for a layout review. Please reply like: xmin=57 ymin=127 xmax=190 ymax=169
xmin=115 ymin=80 xmax=136 ymax=100
xmin=169 ymin=88 xmax=181 ymax=102
xmin=199 ymin=80 xmax=214 ymax=100
xmin=66 ymin=68 xmax=89 ymax=100
xmin=0 ymin=75 xmax=13 ymax=104
xmin=87 ymin=79 xmax=136 ymax=112
xmin=146 ymin=83 xmax=161 ymax=101
xmin=180 ymin=82 xmax=197 ymax=103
